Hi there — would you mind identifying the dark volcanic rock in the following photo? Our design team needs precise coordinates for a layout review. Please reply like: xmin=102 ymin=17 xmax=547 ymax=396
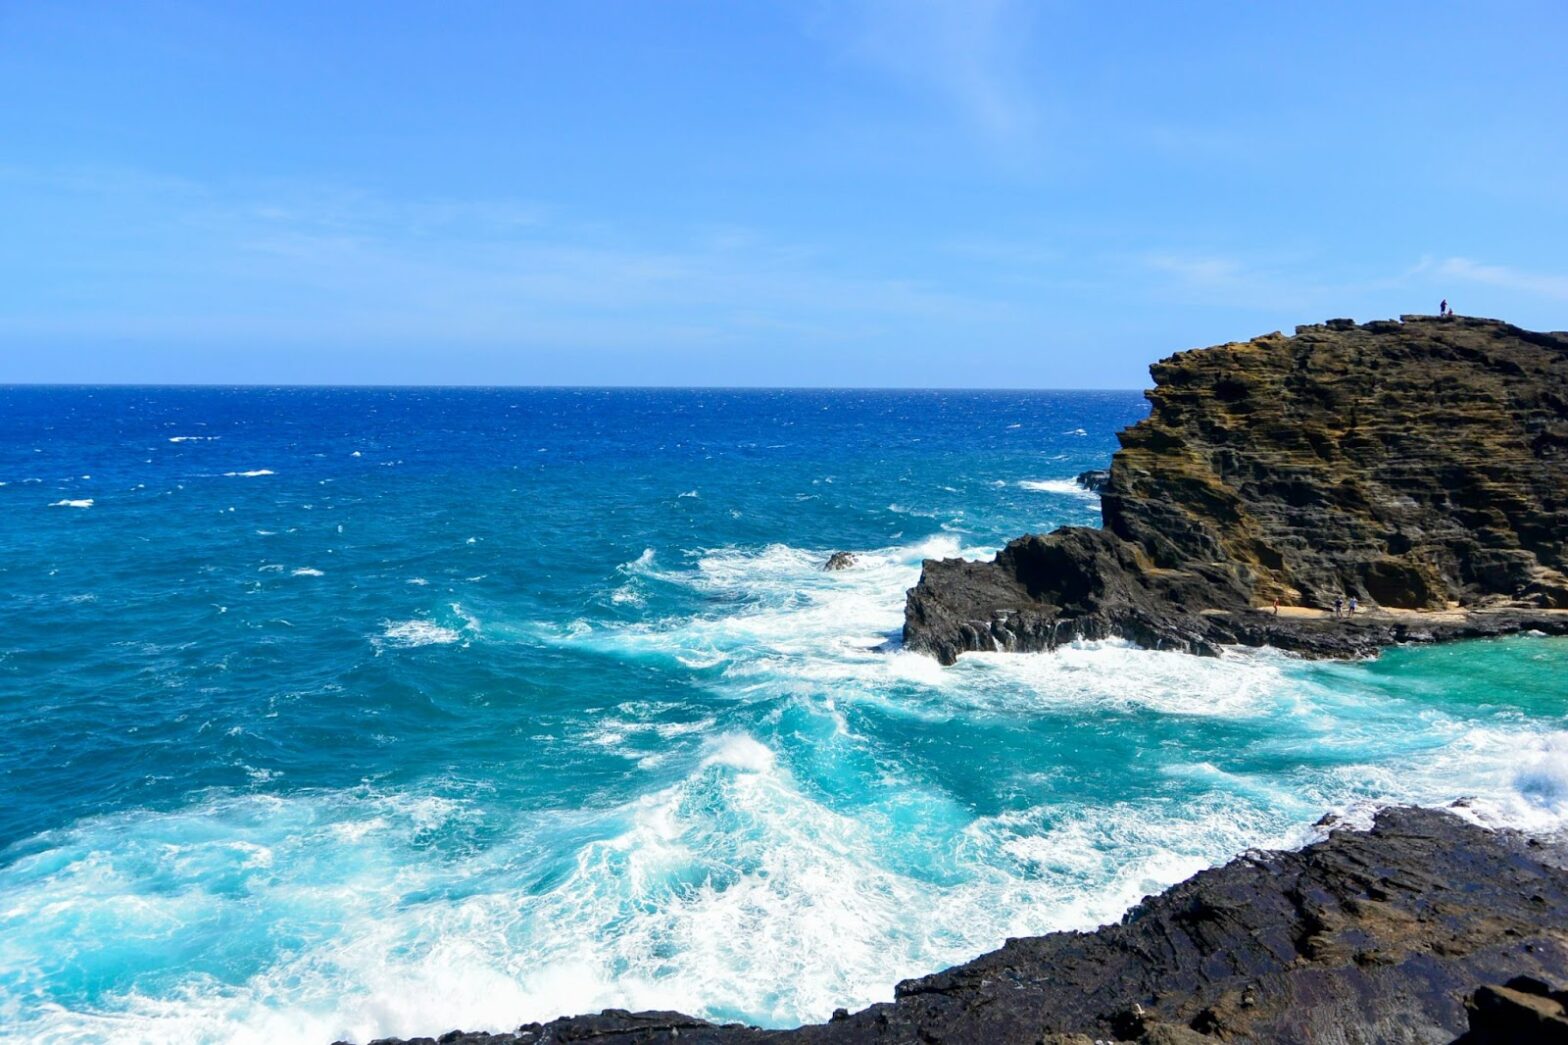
xmin=823 ymin=552 xmax=857 ymax=571
xmin=1461 ymin=978 xmax=1568 ymax=1043
xmin=341 ymin=807 xmax=1568 ymax=1045
xmin=906 ymin=315 xmax=1568 ymax=663
xmin=1074 ymin=468 xmax=1110 ymax=492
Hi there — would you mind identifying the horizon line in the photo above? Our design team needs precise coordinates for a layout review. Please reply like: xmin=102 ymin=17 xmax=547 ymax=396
xmin=0 ymin=381 xmax=1148 ymax=393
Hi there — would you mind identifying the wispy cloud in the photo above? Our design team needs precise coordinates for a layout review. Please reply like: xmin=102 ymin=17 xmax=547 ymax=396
xmin=830 ymin=0 xmax=1039 ymax=147
xmin=1134 ymin=250 xmax=1327 ymax=312
xmin=0 ymin=165 xmax=1014 ymax=348
xmin=1423 ymin=256 xmax=1568 ymax=301
xmin=1134 ymin=250 xmax=1427 ymax=315
xmin=1141 ymin=253 xmax=1249 ymax=289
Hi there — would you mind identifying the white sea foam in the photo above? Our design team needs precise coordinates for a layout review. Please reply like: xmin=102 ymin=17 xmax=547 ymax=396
xmin=4 ymin=657 xmax=1568 ymax=1045
xmin=10 ymin=480 xmax=1566 ymax=1044
xmin=17 ymin=683 xmax=1557 ymax=1045
xmin=617 ymin=548 xmax=657 ymax=574
xmin=378 ymin=606 xmax=478 ymax=649
xmin=168 ymin=435 xmax=219 ymax=443
xmin=380 ymin=620 xmax=461 ymax=647
xmin=1017 ymin=478 xmax=1097 ymax=497
xmin=291 ymin=567 xmax=324 ymax=577
xmin=49 ymin=498 xmax=94 ymax=508
xmin=585 ymin=712 xmax=719 ymax=759
xmin=225 ymin=469 xmax=275 ymax=477
xmin=700 ymin=733 xmax=776 ymax=773
xmin=1517 ymin=733 xmax=1568 ymax=812
xmin=547 ymin=534 xmax=984 ymax=680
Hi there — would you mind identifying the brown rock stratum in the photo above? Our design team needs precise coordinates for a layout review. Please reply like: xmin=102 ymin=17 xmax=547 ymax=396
xmin=904 ymin=315 xmax=1568 ymax=663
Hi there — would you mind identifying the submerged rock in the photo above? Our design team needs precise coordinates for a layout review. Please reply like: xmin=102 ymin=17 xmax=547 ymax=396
xmin=823 ymin=551 xmax=857 ymax=571
xmin=905 ymin=315 xmax=1568 ymax=664
xmin=339 ymin=807 xmax=1568 ymax=1044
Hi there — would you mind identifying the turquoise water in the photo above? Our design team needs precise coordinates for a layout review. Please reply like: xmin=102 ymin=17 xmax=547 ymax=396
xmin=1 ymin=387 xmax=1564 ymax=1044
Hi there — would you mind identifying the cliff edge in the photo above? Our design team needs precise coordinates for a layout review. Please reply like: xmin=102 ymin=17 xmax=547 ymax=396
xmin=905 ymin=315 xmax=1568 ymax=664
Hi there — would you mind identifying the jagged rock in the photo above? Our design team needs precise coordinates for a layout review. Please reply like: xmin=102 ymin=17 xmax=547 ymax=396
xmin=823 ymin=552 xmax=857 ymax=571
xmin=339 ymin=808 xmax=1568 ymax=1045
xmin=1460 ymin=977 xmax=1568 ymax=1043
xmin=905 ymin=316 xmax=1568 ymax=664
xmin=1073 ymin=469 xmax=1110 ymax=492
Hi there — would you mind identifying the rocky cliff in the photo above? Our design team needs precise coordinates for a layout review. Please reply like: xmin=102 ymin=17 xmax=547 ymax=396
xmin=905 ymin=315 xmax=1568 ymax=664
xmin=342 ymin=807 xmax=1568 ymax=1044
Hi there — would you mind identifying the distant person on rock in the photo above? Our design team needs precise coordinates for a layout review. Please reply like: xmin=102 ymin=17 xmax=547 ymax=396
xmin=1272 ymin=596 xmax=1280 ymax=616
xmin=1348 ymin=596 xmax=1357 ymax=615
xmin=1333 ymin=596 xmax=1344 ymax=620
xmin=1440 ymin=299 xmax=1449 ymax=317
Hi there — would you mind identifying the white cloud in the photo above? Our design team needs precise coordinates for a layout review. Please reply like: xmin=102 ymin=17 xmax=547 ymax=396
xmin=1141 ymin=253 xmax=1248 ymax=288
xmin=830 ymin=0 xmax=1039 ymax=146
xmin=0 ymin=165 xmax=1014 ymax=347
xmin=1427 ymin=256 xmax=1568 ymax=301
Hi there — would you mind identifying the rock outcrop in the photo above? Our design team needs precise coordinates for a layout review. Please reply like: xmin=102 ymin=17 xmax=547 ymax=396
xmin=1073 ymin=469 xmax=1110 ymax=492
xmin=1461 ymin=977 xmax=1568 ymax=1043
xmin=905 ymin=315 xmax=1568 ymax=663
xmin=340 ymin=807 xmax=1568 ymax=1045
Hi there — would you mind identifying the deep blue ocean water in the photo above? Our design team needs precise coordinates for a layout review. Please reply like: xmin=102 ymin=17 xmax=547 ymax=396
xmin=1 ymin=386 xmax=1565 ymax=1043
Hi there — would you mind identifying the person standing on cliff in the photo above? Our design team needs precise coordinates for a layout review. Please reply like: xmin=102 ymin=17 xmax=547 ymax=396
xmin=1272 ymin=596 xmax=1280 ymax=616
xmin=1333 ymin=596 xmax=1344 ymax=620
xmin=1349 ymin=596 xmax=1358 ymax=615
xmin=1440 ymin=299 xmax=1449 ymax=317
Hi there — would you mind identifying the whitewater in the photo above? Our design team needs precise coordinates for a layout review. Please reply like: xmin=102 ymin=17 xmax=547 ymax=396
xmin=0 ymin=386 xmax=1564 ymax=1045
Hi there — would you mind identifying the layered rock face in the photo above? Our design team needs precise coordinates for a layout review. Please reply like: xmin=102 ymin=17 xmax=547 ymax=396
xmin=906 ymin=315 xmax=1568 ymax=663
xmin=344 ymin=808 xmax=1568 ymax=1045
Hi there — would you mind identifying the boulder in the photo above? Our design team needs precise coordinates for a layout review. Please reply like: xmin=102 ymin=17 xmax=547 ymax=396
xmin=1462 ymin=978 xmax=1568 ymax=1043
xmin=1073 ymin=469 xmax=1110 ymax=492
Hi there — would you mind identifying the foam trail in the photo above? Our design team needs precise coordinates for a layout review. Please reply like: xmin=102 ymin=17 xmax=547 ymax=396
xmin=1017 ymin=478 xmax=1096 ymax=497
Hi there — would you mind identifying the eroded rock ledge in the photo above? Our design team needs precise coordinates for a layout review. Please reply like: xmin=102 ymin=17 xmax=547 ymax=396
xmin=342 ymin=807 xmax=1568 ymax=1044
xmin=905 ymin=315 xmax=1568 ymax=664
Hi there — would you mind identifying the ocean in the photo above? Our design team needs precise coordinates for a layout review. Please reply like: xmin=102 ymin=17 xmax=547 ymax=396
xmin=1 ymin=386 xmax=1565 ymax=1044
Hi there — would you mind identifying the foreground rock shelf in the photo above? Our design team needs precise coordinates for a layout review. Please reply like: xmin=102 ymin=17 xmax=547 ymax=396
xmin=905 ymin=315 xmax=1568 ymax=664
xmin=344 ymin=807 xmax=1568 ymax=1044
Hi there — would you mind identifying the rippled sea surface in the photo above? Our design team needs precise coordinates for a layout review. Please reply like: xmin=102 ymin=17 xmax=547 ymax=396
xmin=1 ymin=387 xmax=1565 ymax=1043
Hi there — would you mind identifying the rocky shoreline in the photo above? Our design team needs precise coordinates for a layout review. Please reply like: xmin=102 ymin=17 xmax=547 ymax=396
xmin=345 ymin=317 xmax=1568 ymax=1045
xmin=905 ymin=315 xmax=1568 ymax=664
xmin=342 ymin=807 xmax=1568 ymax=1044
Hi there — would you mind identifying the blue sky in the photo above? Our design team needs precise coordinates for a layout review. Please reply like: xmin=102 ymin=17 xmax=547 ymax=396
xmin=2 ymin=1 xmax=1565 ymax=387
